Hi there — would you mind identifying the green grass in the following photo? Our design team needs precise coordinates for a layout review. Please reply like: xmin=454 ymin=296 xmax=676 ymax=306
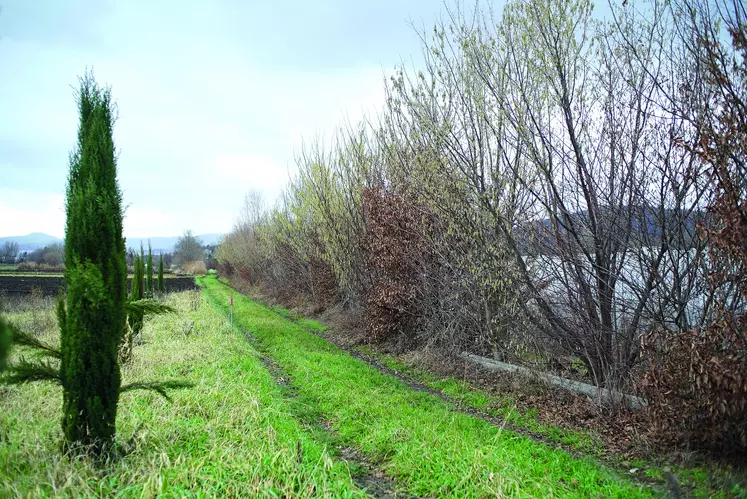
xmin=231 ymin=281 xmax=747 ymax=499
xmin=356 ymin=345 xmax=604 ymax=455
xmin=356 ymin=352 xmax=747 ymax=498
xmin=0 ymin=290 xmax=365 ymax=497
xmin=201 ymin=275 xmax=656 ymax=498
xmin=271 ymin=305 xmax=327 ymax=333
xmin=673 ymin=467 xmax=747 ymax=498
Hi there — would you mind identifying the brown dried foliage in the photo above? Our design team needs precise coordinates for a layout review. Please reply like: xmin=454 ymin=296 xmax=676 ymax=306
xmin=640 ymin=324 xmax=746 ymax=450
xmin=361 ymin=188 xmax=426 ymax=342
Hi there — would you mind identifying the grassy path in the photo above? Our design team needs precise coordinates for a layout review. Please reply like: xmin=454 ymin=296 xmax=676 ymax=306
xmin=201 ymin=275 xmax=657 ymax=498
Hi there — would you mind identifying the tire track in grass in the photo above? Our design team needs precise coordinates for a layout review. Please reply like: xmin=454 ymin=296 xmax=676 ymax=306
xmin=217 ymin=280 xmax=650 ymax=479
xmin=239 ymin=326 xmax=412 ymax=499
xmin=218 ymin=280 xmax=679 ymax=496
xmin=281 ymin=323 xmax=673 ymax=495
xmin=218 ymin=280 xmax=575 ymax=452
xmin=201 ymin=276 xmax=658 ymax=498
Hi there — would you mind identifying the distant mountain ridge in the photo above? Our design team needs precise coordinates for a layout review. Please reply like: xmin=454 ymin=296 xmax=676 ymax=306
xmin=0 ymin=233 xmax=63 ymax=252
xmin=0 ymin=233 xmax=224 ymax=253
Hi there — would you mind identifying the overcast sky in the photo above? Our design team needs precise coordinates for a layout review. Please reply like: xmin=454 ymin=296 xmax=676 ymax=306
xmin=0 ymin=0 xmax=443 ymax=238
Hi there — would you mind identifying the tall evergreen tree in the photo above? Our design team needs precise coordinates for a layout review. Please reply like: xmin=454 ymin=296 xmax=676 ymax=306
xmin=146 ymin=242 xmax=154 ymax=298
xmin=158 ymin=254 xmax=165 ymax=295
xmin=138 ymin=244 xmax=145 ymax=299
xmin=58 ymin=73 xmax=127 ymax=450
xmin=1 ymin=72 xmax=188 ymax=455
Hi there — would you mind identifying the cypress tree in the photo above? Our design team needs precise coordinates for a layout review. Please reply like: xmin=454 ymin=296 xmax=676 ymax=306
xmin=0 ymin=315 xmax=11 ymax=374
xmin=146 ymin=242 xmax=154 ymax=298
xmin=158 ymin=254 xmax=165 ymax=295
xmin=120 ymin=253 xmax=139 ymax=364
xmin=59 ymin=73 xmax=127 ymax=451
xmin=1 ymin=72 xmax=189 ymax=454
xmin=130 ymin=254 xmax=141 ymax=302
xmin=127 ymin=253 xmax=144 ymax=339
xmin=138 ymin=244 xmax=145 ymax=299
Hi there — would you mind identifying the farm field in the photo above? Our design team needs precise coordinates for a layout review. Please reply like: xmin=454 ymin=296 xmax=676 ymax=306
xmin=0 ymin=277 xmax=668 ymax=498
xmin=0 ymin=275 xmax=197 ymax=296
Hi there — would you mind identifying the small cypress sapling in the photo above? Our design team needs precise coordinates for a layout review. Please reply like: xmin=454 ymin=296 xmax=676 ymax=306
xmin=130 ymin=254 xmax=141 ymax=302
xmin=158 ymin=253 xmax=165 ymax=295
xmin=133 ymin=253 xmax=144 ymax=319
xmin=0 ymin=298 xmax=14 ymax=374
xmin=0 ymin=315 xmax=12 ymax=373
xmin=122 ymin=254 xmax=142 ymax=362
xmin=139 ymin=243 xmax=145 ymax=299
xmin=146 ymin=242 xmax=154 ymax=298
xmin=123 ymin=243 xmax=169 ymax=362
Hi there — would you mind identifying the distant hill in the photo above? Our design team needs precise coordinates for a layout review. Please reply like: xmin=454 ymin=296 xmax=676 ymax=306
xmin=516 ymin=206 xmax=705 ymax=255
xmin=0 ymin=233 xmax=63 ymax=252
xmin=0 ymin=232 xmax=225 ymax=254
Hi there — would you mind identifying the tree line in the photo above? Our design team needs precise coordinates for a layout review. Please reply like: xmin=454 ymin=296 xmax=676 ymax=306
xmin=1 ymin=232 xmax=210 ymax=271
xmin=217 ymin=0 xmax=747 ymax=449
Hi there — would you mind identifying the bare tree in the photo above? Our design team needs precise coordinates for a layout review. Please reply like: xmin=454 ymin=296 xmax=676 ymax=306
xmin=0 ymin=241 xmax=19 ymax=264
xmin=637 ymin=0 xmax=747 ymax=448
xmin=173 ymin=230 xmax=203 ymax=265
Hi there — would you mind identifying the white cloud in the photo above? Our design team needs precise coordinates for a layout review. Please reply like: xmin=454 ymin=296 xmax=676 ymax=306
xmin=0 ymin=190 xmax=65 ymax=238
xmin=0 ymin=1 xmax=408 ymax=238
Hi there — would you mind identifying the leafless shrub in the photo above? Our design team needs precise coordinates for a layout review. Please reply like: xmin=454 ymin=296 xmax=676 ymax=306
xmin=183 ymin=261 xmax=207 ymax=275
xmin=638 ymin=0 xmax=747 ymax=451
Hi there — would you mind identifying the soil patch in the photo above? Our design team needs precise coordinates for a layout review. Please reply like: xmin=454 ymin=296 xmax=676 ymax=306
xmin=0 ymin=275 xmax=198 ymax=296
